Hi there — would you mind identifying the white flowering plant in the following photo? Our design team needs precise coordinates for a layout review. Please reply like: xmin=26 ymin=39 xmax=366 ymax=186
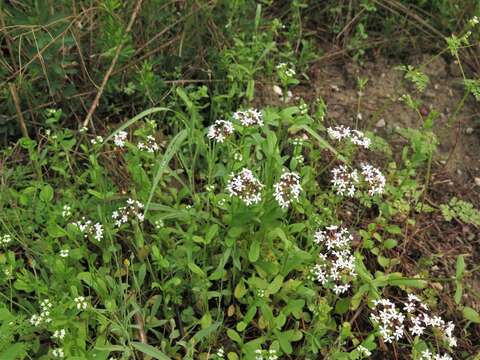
xmin=0 ymin=88 xmax=478 ymax=360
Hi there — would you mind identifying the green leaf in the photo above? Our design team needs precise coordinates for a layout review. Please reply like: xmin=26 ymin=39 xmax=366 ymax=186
xmin=145 ymin=129 xmax=188 ymax=213
xmin=456 ymin=255 xmax=465 ymax=280
xmin=131 ymin=342 xmax=170 ymax=360
xmin=40 ymin=184 xmax=54 ymax=202
xmin=248 ymin=239 xmax=260 ymax=263
xmin=47 ymin=222 xmax=67 ymax=238
xmin=463 ymin=307 xmax=480 ymax=323
xmin=0 ymin=343 xmax=27 ymax=360
xmin=383 ymin=239 xmax=398 ymax=249
xmin=192 ymin=322 xmax=221 ymax=343
xmin=188 ymin=262 xmax=206 ymax=277
xmin=227 ymin=329 xmax=243 ymax=344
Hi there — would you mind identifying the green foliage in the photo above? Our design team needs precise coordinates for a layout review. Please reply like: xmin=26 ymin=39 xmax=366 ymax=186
xmin=440 ymin=197 xmax=480 ymax=225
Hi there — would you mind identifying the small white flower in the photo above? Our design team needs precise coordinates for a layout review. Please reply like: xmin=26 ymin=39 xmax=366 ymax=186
xmin=233 ymin=153 xmax=243 ymax=162
xmin=226 ymin=168 xmax=264 ymax=206
xmin=74 ymin=296 xmax=88 ymax=310
xmin=233 ymin=109 xmax=263 ymax=127
xmin=112 ymin=199 xmax=145 ymax=227
xmin=256 ymin=289 xmax=265 ymax=297
xmin=53 ymin=328 xmax=66 ymax=340
xmin=327 ymin=125 xmax=371 ymax=149
xmin=52 ymin=347 xmax=64 ymax=358
xmin=71 ymin=218 xmax=104 ymax=241
xmin=59 ymin=249 xmax=69 ymax=258
xmin=216 ymin=347 xmax=225 ymax=359
xmin=360 ymin=163 xmax=386 ymax=196
xmin=205 ymin=184 xmax=215 ymax=192
xmin=207 ymin=120 xmax=234 ymax=143
xmin=356 ymin=345 xmax=371 ymax=357
xmin=90 ymin=135 xmax=104 ymax=145
xmin=61 ymin=205 xmax=72 ymax=218
xmin=0 ymin=234 xmax=13 ymax=246
xmin=113 ymin=131 xmax=128 ymax=148
xmin=331 ymin=165 xmax=359 ymax=197
xmin=137 ymin=135 xmax=159 ymax=153
xmin=154 ymin=219 xmax=164 ymax=229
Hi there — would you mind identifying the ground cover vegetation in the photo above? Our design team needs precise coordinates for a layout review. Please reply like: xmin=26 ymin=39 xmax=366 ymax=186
xmin=1 ymin=1 xmax=480 ymax=359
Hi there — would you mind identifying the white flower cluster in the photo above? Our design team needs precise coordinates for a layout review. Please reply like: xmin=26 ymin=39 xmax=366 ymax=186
xmin=276 ymin=62 xmax=296 ymax=77
xmin=355 ymin=345 xmax=371 ymax=358
xmin=52 ymin=348 xmax=64 ymax=358
xmin=207 ymin=120 xmax=235 ymax=143
xmin=74 ymin=296 xmax=88 ymax=310
xmin=59 ymin=249 xmax=69 ymax=258
xmin=311 ymin=226 xmax=356 ymax=295
xmin=469 ymin=16 xmax=479 ymax=26
xmin=53 ymin=328 xmax=66 ymax=340
xmin=61 ymin=205 xmax=72 ymax=218
xmin=255 ymin=349 xmax=278 ymax=360
xmin=327 ymin=125 xmax=371 ymax=149
xmin=71 ymin=217 xmax=104 ymax=242
xmin=90 ymin=135 xmax=104 ymax=146
xmin=371 ymin=295 xmax=456 ymax=350
xmin=226 ymin=168 xmax=264 ymax=206
xmin=215 ymin=347 xmax=225 ymax=359
xmin=360 ymin=163 xmax=386 ymax=196
xmin=0 ymin=234 xmax=12 ymax=246
xmin=233 ymin=108 xmax=263 ymax=127
xmin=112 ymin=198 xmax=145 ymax=227
xmin=29 ymin=299 xmax=53 ymax=327
xmin=113 ymin=131 xmax=128 ymax=148
xmin=137 ymin=135 xmax=160 ymax=153
xmin=331 ymin=165 xmax=359 ymax=197
xmin=273 ymin=171 xmax=302 ymax=209
xmin=331 ymin=163 xmax=385 ymax=197
xmin=421 ymin=349 xmax=453 ymax=360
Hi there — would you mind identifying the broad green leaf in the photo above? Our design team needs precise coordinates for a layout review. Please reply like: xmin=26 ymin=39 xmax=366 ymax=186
xmin=248 ymin=239 xmax=260 ymax=263
xmin=463 ymin=307 xmax=480 ymax=323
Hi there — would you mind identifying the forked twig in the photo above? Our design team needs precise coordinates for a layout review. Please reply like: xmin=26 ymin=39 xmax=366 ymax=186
xmin=81 ymin=0 xmax=143 ymax=129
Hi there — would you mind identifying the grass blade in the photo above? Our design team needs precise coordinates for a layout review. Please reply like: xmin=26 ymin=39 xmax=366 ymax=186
xmin=144 ymin=129 xmax=188 ymax=213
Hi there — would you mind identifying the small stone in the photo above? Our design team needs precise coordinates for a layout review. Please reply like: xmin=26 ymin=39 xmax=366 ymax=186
xmin=466 ymin=127 xmax=474 ymax=135
xmin=286 ymin=90 xmax=293 ymax=101
xmin=432 ymin=282 xmax=443 ymax=291
xmin=375 ymin=118 xmax=386 ymax=128
xmin=474 ymin=177 xmax=480 ymax=186
xmin=272 ymin=85 xmax=283 ymax=97
xmin=456 ymin=169 xmax=463 ymax=176
xmin=331 ymin=84 xmax=340 ymax=92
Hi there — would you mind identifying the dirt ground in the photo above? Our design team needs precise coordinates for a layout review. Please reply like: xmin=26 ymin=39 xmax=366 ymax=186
xmin=258 ymin=55 xmax=480 ymax=352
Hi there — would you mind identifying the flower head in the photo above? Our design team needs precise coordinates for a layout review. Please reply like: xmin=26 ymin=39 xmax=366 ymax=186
xmin=233 ymin=109 xmax=263 ymax=127
xmin=71 ymin=217 xmax=104 ymax=241
xmin=273 ymin=171 xmax=302 ymax=209
xmin=113 ymin=131 xmax=127 ymax=148
xmin=360 ymin=163 xmax=386 ymax=196
xmin=207 ymin=120 xmax=234 ymax=143
xmin=112 ymin=198 xmax=145 ymax=227
xmin=226 ymin=168 xmax=264 ymax=205
xmin=331 ymin=165 xmax=359 ymax=197
xmin=137 ymin=135 xmax=159 ymax=153
xmin=311 ymin=226 xmax=356 ymax=295
xmin=327 ymin=125 xmax=371 ymax=149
